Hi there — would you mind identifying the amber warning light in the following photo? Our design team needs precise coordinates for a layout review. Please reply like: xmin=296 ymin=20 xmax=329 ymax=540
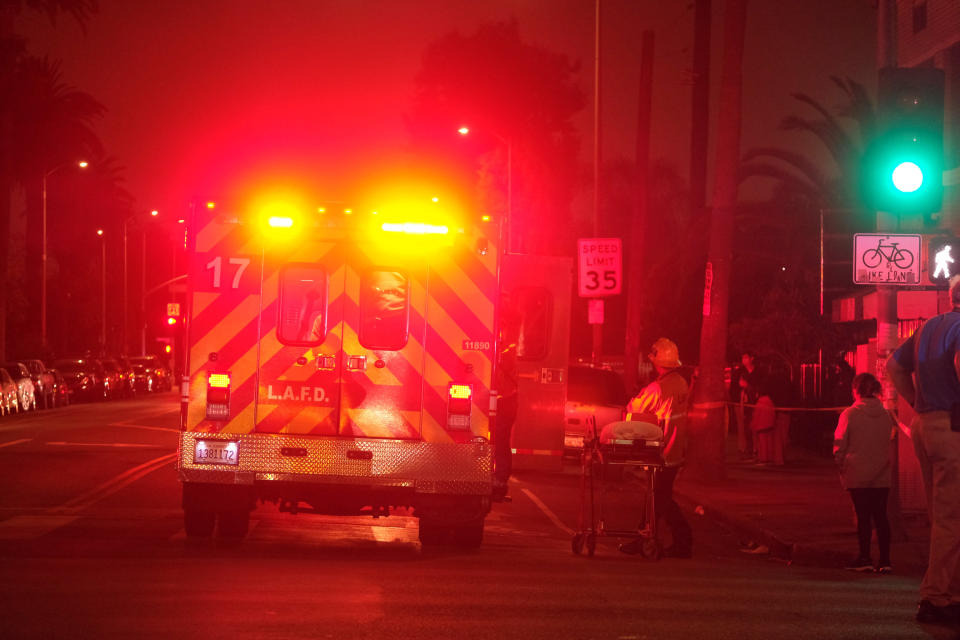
xmin=206 ymin=372 xmax=231 ymax=420
xmin=448 ymin=384 xmax=472 ymax=400
xmin=447 ymin=383 xmax=473 ymax=430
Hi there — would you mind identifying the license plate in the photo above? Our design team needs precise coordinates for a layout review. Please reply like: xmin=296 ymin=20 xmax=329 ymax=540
xmin=564 ymin=434 xmax=585 ymax=449
xmin=194 ymin=439 xmax=239 ymax=465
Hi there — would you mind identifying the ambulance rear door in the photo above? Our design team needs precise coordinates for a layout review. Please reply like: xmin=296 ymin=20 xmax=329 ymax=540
xmin=337 ymin=244 xmax=427 ymax=438
xmin=501 ymin=254 xmax=572 ymax=471
xmin=255 ymin=242 xmax=346 ymax=435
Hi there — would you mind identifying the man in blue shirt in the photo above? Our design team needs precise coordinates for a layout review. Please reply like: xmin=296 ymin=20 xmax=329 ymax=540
xmin=888 ymin=275 xmax=960 ymax=626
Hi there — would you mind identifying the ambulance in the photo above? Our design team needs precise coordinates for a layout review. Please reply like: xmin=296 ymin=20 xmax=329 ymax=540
xmin=176 ymin=195 xmax=570 ymax=548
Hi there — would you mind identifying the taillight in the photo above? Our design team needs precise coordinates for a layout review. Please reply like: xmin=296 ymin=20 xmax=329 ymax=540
xmin=447 ymin=383 xmax=472 ymax=430
xmin=206 ymin=372 xmax=231 ymax=420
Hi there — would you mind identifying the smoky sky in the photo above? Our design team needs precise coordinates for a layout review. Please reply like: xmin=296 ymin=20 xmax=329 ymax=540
xmin=19 ymin=0 xmax=876 ymax=219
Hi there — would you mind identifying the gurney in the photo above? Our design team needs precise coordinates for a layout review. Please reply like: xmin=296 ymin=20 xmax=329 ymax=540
xmin=571 ymin=419 xmax=665 ymax=558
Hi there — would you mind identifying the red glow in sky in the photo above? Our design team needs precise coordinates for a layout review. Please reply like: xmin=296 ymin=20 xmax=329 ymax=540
xmin=18 ymin=0 xmax=875 ymax=216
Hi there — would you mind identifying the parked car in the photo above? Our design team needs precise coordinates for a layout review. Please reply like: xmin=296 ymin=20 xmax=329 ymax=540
xmin=130 ymin=356 xmax=172 ymax=391
xmin=116 ymin=357 xmax=139 ymax=398
xmin=564 ymin=364 xmax=629 ymax=452
xmin=130 ymin=362 xmax=157 ymax=393
xmin=101 ymin=358 xmax=135 ymax=399
xmin=23 ymin=359 xmax=56 ymax=409
xmin=47 ymin=368 xmax=71 ymax=407
xmin=1 ymin=362 xmax=37 ymax=412
xmin=51 ymin=359 xmax=103 ymax=402
xmin=0 ymin=367 xmax=19 ymax=415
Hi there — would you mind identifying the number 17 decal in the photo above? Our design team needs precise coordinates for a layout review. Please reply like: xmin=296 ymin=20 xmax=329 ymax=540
xmin=206 ymin=256 xmax=251 ymax=289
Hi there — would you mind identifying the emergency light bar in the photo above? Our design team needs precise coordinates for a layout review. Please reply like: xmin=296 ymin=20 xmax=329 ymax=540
xmin=381 ymin=222 xmax=449 ymax=235
xmin=268 ymin=216 xmax=294 ymax=228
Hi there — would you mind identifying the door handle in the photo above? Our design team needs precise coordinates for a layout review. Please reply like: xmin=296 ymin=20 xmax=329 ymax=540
xmin=317 ymin=354 xmax=337 ymax=371
xmin=346 ymin=355 xmax=367 ymax=371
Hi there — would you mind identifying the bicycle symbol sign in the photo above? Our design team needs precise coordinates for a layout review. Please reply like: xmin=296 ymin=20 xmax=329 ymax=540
xmin=853 ymin=233 xmax=921 ymax=285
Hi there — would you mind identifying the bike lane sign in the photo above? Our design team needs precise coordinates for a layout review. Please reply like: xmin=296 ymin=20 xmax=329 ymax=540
xmin=853 ymin=233 xmax=921 ymax=285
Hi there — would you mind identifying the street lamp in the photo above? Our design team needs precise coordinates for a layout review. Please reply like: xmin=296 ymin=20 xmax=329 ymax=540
xmin=122 ymin=209 xmax=159 ymax=355
xmin=96 ymin=228 xmax=105 ymax=353
xmin=41 ymin=160 xmax=88 ymax=350
xmin=458 ymin=126 xmax=513 ymax=253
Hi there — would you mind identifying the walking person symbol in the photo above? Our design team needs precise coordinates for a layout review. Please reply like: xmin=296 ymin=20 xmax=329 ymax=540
xmin=934 ymin=245 xmax=954 ymax=279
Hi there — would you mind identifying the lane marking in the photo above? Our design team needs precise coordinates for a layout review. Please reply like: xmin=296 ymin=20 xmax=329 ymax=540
xmin=47 ymin=441 xmax=164 ymax=448
xmin=0 ymin=515 xmax=79 ymax=540
xmin=106 ymin=422 xmax=179 ymax=434
xmin=54 ymin=452 xmax=178 ymax=514
xmin=0 ymin=438 xmax=31 ymax=449
xmin=520 ymin=487 xmax=575 ymax=537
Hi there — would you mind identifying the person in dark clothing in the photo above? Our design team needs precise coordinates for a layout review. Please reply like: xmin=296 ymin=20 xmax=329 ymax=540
xmin=834 ymin=373 xmax=894 ymax=574
xmin=493 ymin=341 xmax=517 ymax=499
xmin=493 ymin=295 xmax=520 ymax=500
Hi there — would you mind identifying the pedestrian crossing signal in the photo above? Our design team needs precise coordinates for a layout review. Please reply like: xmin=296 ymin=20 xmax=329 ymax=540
xmin=927 ymin=236 xmax=957 ymax=286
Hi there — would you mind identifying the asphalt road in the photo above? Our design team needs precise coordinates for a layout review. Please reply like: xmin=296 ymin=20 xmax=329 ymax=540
xmin=0 ymin=396 xmax=950 ymax=639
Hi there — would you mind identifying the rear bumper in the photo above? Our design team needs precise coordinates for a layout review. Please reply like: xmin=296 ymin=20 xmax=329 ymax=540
xmin=178 ymin=432 xmax=493 ymax=496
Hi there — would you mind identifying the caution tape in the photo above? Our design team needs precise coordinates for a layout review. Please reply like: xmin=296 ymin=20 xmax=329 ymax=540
xmin=731 ymin=400 xmax=851 ymax=413
xmin=692 ymin=400 xmax=850 ymax=413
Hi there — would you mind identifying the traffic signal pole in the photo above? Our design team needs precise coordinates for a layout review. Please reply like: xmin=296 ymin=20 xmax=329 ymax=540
xmin=876 ymin=0 xmax=905 ymax=542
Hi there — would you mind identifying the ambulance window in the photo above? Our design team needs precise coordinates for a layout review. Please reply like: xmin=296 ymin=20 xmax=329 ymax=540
xmin=359 ymin=270 xmax=409 ymax=350
xmin=277 ymin=266 xmax=328 ymax=346
xmin=512 ymin=287 xmax=551 ymax=361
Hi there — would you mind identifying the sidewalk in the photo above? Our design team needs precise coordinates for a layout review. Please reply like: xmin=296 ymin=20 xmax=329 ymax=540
xmin=674 ymin=436 xmax=930 ymax=577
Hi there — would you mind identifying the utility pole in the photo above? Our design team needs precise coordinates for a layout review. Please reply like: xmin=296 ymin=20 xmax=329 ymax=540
xmin=591 ymin=0 xmax=603 ymax=366
xmin=689 ymin=0 xmax=712 ymax=223
xmin=690 ymin=0 xmax=747 ymax=482
xmin=624 ymin=31 xmax=654 ymax=393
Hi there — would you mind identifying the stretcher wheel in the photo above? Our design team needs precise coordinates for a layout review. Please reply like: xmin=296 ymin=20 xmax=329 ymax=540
xmin=641 ymin=538 xmax=660 ymax=560
xmin=586 ymin=532 xmax=596 ymax=557
xmin=572 ymin=533 xmax=585 ymax=555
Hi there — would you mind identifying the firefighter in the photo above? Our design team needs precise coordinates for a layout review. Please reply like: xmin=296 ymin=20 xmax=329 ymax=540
xmin=619 ymin=337 xmax=692 ymax=558
xmin=493 ymin=296 xmax=520 ymax=500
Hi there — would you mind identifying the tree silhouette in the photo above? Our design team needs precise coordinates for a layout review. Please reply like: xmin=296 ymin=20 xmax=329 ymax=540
xmin=0 ymin=1 xmax=101 ymax=358
xmin=740 ymin=76 xmax=875 ymax=221
xmin=408 ymin=20 xmax=585 ymax=255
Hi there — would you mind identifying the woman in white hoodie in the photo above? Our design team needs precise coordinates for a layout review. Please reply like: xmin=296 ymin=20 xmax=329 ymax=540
xmin=833 ymin=372 xmax=896 ymax=573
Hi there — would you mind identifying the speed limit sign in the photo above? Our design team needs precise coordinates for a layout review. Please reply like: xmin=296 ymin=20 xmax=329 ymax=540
xmin=577 ymin=238 xmax=622 ymax=297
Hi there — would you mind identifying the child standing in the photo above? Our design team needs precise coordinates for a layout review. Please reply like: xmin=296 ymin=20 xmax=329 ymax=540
xmin=833 ymin=373 xmax=895 ymax=573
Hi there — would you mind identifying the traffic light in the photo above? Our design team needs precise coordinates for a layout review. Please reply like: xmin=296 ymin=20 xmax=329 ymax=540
xmin=863 ymin=67 xmax=944 ymax=221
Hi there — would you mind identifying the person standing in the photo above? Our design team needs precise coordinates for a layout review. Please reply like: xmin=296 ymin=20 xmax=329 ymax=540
xmin=887 ymin=275 xmax=960 ymax=624
xmin=750 ymin=382 xmax=779 ymax=465
xmin=735 ymin=351 xmax=760 ymax=458
xmin=619 ymin=337 xmax=692 ymax=558
xmin=493 ymin=296 xmax=520 ymax=501
xmin=833 ymin=373 xmax=894 ymax=573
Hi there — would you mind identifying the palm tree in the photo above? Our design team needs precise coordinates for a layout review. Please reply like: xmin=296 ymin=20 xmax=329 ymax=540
xmin=740 ymin=76 xmax=875 ymax=220
xmin=0 ymin=0 xmax=99 ymax=359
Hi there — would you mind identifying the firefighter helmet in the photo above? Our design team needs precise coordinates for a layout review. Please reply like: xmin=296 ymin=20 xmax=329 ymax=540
xmin=649 ymin=337 xmax=681 ymax=368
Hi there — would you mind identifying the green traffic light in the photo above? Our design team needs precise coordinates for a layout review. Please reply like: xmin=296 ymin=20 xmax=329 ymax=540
xmin=892 ymin=161 xmax=924 ymax=193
